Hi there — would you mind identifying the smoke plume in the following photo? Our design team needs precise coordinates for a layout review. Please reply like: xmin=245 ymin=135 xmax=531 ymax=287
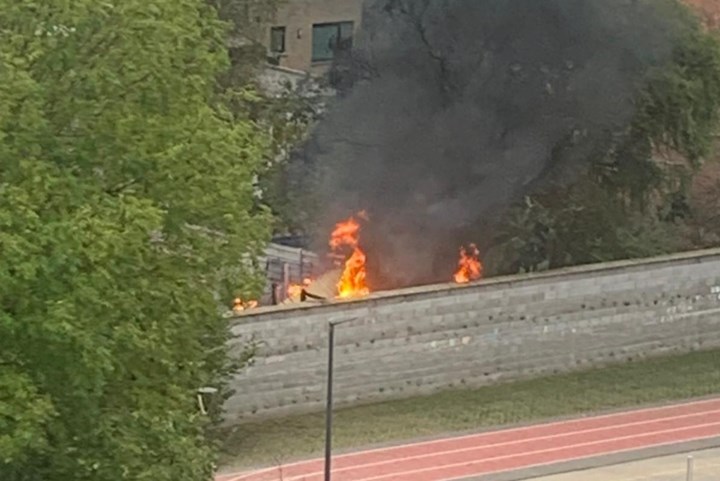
xmin=296 ymin=0 xmax=692 ymax=289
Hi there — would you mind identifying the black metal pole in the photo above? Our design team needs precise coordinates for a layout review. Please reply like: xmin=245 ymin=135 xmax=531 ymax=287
xmin=324 ymin=321 xmax=335 ymax=481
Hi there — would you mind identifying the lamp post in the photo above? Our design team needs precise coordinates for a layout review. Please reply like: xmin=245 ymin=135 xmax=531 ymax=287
xmin=324 ymin=317 xmax=357 ymax=481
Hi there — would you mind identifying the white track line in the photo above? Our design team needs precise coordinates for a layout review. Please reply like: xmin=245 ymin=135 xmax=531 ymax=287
xmin=279 ymin=408 xmax=720 ymax=481
xmin=359 ymin=421 xmax=720 ymax=481
xmin=221 ymin=397 xmax=720 ymax=481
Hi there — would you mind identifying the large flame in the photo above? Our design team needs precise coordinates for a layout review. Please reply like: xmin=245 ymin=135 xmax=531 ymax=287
xmin=330 ymin=213 xmax=370 ymax=299
xmin=454 ymin=244 xmax=483 ymax=284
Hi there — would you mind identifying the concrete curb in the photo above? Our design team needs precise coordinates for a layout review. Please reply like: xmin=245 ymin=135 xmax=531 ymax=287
xmin=459 ymin=437 xmax=720 ymax=481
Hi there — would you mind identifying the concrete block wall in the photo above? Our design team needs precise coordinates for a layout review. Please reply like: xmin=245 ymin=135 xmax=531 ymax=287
xmin=225 ymin=249 xmax=720 ymax=423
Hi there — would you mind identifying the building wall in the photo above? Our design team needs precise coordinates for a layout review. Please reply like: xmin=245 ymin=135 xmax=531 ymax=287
xmin=265 ymin=0 xmax=364 ymax=74
xmin=226 ymin=250 xmax=720 ymax=423
xmin=259 ymin=0 xmax=716 ymax=73
xmin=684 ymin=0 xmax=720 ymax=28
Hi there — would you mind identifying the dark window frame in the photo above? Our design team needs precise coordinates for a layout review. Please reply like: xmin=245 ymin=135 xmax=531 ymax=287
xmin=311 ymin=21 xmax=354 ymax=62
xmin=269 ymin=26 xmax=286 ymax=54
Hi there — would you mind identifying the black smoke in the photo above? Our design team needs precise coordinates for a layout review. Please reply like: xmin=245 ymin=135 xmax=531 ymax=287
xmin=294 ymin=0 xmax=693 ymax=290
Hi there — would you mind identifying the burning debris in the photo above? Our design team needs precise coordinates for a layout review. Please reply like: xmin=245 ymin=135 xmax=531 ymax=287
xmin=287 ymin=278 xmax=312 ymax=301
xmin=232 ymin=297 xmax=258 ymax=314
xmin=282 ymin=211 xmax=481 ymax=306
xmin=274 ymin=212 xmax=372 ymax=305
xmin=269 ymin=209 xmax=484 ymax=308
xmin=454 ymin=244 xmax=483 ymax=284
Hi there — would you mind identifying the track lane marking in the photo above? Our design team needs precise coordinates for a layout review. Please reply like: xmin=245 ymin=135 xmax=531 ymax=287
xmin=223 ymin=398 xmax=720 ymax=481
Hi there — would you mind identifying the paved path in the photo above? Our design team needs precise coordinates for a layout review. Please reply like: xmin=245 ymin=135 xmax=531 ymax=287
xmin=217 ymin=398 xmax=720 ymax=481
xmin=529 ymin=447 xmax=720 ymax=481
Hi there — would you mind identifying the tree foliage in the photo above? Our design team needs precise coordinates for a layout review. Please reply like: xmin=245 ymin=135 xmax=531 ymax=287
xmin=487 ymin=9 xmax=720 ymax=275
xmin=251 ymin=86 xmax=325 ymax=234
xmin=212 ymin=0 xmax=282 ymax=86
xmin=0 ymin=1 xmax=270 ymax=479
xmin=210 ymin=0 xmax=326 ymax=235
xmin=633 ymin=26 xmax=720 ymax=166
xmin=486 ymin=185 xmax=688 ymax=275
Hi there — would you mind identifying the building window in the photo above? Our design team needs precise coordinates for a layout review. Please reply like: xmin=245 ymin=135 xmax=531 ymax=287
xmin=311 ymin=21 xmax=354 ymax=62
xmin=270 ymin=26 xmax=286 ymax=54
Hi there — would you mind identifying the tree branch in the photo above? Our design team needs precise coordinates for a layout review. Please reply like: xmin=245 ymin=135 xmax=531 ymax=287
xmin=388 ymin=0 xmax=455 ymax=101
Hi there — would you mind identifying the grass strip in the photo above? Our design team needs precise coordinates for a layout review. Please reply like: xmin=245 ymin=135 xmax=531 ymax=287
xmin=219 ymin=349 xmax=720 ymax=470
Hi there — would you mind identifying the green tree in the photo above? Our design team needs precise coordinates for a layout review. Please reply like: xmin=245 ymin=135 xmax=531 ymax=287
xmin=486 ymin=184 xmax=687 ymax=275
xmin=0 ymin=1 xmax=270 ymax=480
xmin=212 ymin=0 xmax=283 ymax=85
xmin=487 ymin=9 xmax=720 ymax=275
xmin=210 ymin=0 xmax=326 ymax=235
xmin=251 ymin=83 xmax=326 ymax=234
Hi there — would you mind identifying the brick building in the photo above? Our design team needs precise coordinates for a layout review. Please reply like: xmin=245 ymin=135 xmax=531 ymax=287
xmin=263 ymin=0 xmax=364 ymax=75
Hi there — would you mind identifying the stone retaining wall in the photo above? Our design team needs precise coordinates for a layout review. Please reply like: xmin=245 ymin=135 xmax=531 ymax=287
xmin=225 ymin=249 xmax=720 ymax=423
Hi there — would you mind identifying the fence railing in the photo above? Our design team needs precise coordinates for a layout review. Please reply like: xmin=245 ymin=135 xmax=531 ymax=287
xmin=259 ymin=243 xmax=320 ymax=305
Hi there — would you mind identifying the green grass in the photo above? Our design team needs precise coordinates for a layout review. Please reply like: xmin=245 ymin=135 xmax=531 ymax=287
xmin=219 ymin=349 xmax=720 ymax=471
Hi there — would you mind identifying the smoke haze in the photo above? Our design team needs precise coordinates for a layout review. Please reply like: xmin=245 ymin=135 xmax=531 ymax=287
xmin=296 ymin=0 xmax=692 ymax=289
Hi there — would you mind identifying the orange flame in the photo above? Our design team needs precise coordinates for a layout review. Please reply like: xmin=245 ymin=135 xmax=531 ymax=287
xmin=330 ymin=214 xmax=370 ymax=299
xmin=329 ymin=217 xmax=361 ymax=250
xmin=454 ymin=244 xmax=483 ymax=284
xmin=233 ymin=297 xmax=258 ymax=314
xmin=287 ymin=278 xmax=312 ymax=300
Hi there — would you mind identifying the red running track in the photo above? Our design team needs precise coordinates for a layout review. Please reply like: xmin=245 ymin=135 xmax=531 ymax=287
xmin=218 ymin=397 xmax=720 ymax=481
